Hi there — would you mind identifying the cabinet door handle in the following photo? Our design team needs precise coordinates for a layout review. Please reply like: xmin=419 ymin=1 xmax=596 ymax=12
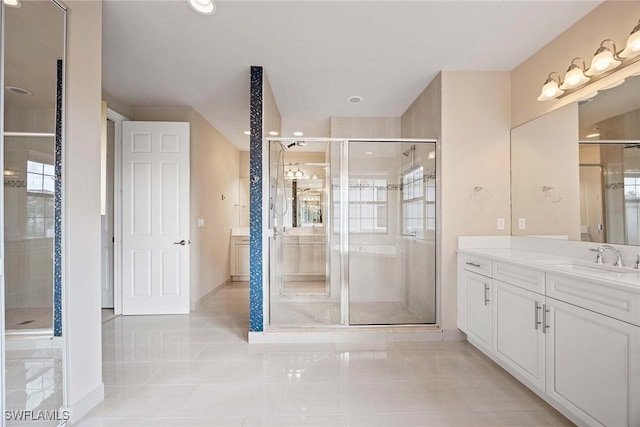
xmin=483 ymin=284 xmax=490 ymax=306
xmin=534 ymin=301 xmax=542 ymax=330
xmin=466 ymin=261 xmax=481 ymax=268
xmin=542 ymin=303 xmax=550 ymax=334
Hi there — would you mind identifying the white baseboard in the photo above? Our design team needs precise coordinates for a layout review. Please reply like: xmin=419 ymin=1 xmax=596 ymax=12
xmin=190 ymin=279 xmax=230 ymax=310
xmin=64 ymin=383 xmax=104 ymax=425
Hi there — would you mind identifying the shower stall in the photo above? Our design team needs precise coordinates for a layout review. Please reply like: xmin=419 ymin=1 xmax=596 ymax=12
xmin=268 ymin=138 xmax=437 ymax=327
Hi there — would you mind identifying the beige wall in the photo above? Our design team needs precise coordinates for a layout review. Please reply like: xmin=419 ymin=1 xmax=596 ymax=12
xmin=263 ymin=74 xmax=282 ymax=140
xmin=402 ymin=72 xmax=511 ymax=333
xmin=401 ymin=74 xmax=442 ymax=141
xmin=130 ymin=108 xmax=240 ymax=306
xmin=64 ymin=0 xmax=104 ymax=419
xmin=440 ymin=71 xmax=512 ymax=333
xmin=512 ymin=2 xmax=640 ymax=128
xmin=511 ymin=103 xmax=580 ymax=240
xmin=330 ymin=117 xmax=401 ymax=138
xmin=101 ymin=90 xmax=133 ymax=119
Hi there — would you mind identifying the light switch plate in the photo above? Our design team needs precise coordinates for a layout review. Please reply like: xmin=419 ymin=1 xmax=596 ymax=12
xmin=197 ymin=218 xmax=205 ymax=228
xmin=518 ymin=218 xmax=526 ymax=230
xmin=497 ymin=218 xmax=505 ymax=230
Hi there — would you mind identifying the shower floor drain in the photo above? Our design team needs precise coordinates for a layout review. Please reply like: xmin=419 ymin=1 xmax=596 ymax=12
xmin=17 ymin=320 xmax=35 ymax=325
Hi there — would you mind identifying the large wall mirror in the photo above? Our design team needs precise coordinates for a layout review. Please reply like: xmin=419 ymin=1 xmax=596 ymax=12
xmin=511 ymin=72 xmax=640 ymax=246
xmin=2 ymin=0 xmax=67 ymax=418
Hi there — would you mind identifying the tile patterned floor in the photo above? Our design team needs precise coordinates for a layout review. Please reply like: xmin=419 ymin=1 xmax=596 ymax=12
xmin=5 ymin=336 xmax=63 ymax=427
xmin=77 ymin=282 xmax=574 ymax=427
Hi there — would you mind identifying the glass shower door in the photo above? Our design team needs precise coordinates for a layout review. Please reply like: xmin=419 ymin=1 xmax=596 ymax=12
xmin=268 ymin=140 xmax=342 ymax=325
xmin=348 ymin=141 xmax=436 ymax=325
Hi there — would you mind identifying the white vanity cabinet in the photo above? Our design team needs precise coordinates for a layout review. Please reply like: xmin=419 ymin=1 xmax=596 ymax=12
xmin=230 ymin=236 xmax=250 ymax=281
xmin=282 ymin=235 xmax=326 ymax=277
xmin=458 ymin=251 xmax=640 ymax=427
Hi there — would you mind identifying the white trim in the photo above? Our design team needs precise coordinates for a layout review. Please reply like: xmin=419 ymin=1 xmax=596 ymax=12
xmin=261 ymin=138 xmax=270 ymax=328
xmin=60 ymin=4 xmax=68 ymax=413
xmin=106 ymin=108 xmax=129 ymax=316
xmin=0 ymin=2 xmax=5 ymax=423
xmin=61 ymin=383 xmax=104 ymax=425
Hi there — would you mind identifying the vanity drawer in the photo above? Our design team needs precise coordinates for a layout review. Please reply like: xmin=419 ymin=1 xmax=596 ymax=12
xmin=547 ymin=273 xmax=640 ymax=326
xmin=460 ymin=254 xmax=492 ymax=277
xmin=492 ymin=262 xmax=544 ymax=294
xmin=234 ymin=236 xmax=250 ymax=244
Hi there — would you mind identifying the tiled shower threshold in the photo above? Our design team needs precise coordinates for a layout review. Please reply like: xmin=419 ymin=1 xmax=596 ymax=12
xmin=249 ymin=325 xmax=464 ymax=344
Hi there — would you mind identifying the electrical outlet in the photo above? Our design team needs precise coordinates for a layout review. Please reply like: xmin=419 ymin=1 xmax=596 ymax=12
xmin=197 ymin=218 xmax=205 ymax=228
xmin=518 ymin=217 xmax=526 ymax=230
xmin=497 ymin=218 xmax=505 ymax=230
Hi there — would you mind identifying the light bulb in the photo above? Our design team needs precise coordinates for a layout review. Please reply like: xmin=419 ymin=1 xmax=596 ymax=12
xmin=594 ymin=58 xmax=611 ymax=71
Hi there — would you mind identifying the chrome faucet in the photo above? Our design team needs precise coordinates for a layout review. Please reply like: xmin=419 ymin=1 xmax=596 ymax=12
xmin=589 ymin=245 xmax=625 ymax=267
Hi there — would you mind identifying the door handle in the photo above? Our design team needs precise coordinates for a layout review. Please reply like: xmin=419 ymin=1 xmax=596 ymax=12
xmin=534 ymin=301 xmax=542 ymax=330
xmin=173 ymin=240 xmax=188 ymax=246
xmin=483 ymin=284 xmax=490 ymax=306
xmin=542 ymin=303 xmax=550 ymax=334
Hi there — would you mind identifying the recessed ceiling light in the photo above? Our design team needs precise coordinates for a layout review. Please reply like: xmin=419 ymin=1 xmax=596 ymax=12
xmin=365 ymin=151 xmax=373 ymax=155
xmin=3 ymin=0 xmax=21 ymax=8
xmin=188 ymin=0 xmax=216 ymax=15
xmin=6 ymin=86 xmax=32 ymax=96
xmin=293 ymin=131 xmax=304 ymax=137
xmin=243 ymin=131 xmax=251 ymax=135
xmin=586 ymin=129 xmax=600 ymax=138
xmin=347 ymin=95 xmax=363 ymax=105
xmin=269 ymin=131 xmax=279 ymax=136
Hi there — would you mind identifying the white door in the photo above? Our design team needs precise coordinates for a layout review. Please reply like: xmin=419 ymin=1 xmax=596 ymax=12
xmin=122 ymin=121 xmax=190 ymax=315
xmin=464 ymin=270 xmax=492 ymax=351
xmin=545 ymin=298 xmax=640 ymax=427
xmin=101 ymin=119 xmax=115 ymax=308
xmin=493 ymin=281 xmax=545 ymax=392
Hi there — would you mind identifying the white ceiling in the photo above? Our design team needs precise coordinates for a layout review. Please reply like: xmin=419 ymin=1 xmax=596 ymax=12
xmin=102 ymin=0 xmax=601 ymax=151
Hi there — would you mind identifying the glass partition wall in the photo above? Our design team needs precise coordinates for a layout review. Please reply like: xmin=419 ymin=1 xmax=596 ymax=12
xmin=2 ymin=0 xmax=66 ymax=419
xmin=268 ymin=139 xmax=436 ymax=327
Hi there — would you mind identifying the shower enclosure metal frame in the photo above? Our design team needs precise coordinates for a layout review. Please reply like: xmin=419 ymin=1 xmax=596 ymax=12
xmin=264 ymin=137 xmax=438 ymax=328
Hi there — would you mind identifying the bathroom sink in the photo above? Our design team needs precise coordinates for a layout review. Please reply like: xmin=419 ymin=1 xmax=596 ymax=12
xmin=547 ymin=261 xmax=637 ymax=276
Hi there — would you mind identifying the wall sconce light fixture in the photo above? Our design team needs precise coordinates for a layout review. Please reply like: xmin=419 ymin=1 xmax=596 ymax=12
xmin=537 ymin=72 xmax=564 ymax=101
xmin=538 ymin=19 xmax=640 ymax=101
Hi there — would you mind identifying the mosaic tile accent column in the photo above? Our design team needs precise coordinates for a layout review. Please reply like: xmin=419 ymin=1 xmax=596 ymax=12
xmin=54 ymin=59 xmax=63 ymax=337
xmin=249 ymin=66 xmax=263 ymax=332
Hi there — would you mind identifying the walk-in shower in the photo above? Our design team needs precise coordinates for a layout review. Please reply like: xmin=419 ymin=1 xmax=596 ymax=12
xmin=268 ymin=138 xmax=437 ymax=327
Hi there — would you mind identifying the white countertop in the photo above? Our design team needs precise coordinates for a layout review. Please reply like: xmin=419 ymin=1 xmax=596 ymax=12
xmin=458 ymin=247 xmax=640 ymax=291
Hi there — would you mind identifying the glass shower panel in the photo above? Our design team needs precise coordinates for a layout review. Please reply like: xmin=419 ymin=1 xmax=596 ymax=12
xmin=4 ymin=136 xmax=56 ymax=331
xmin=348 ymin=141 xmax=436 ymax=325
xmin=268 ymin=140 xmax=342 ymax=325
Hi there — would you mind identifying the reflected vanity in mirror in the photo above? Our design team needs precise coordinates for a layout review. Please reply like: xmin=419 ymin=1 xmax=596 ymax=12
xmin=273 ymin=148 xmax=329 ymax=298
xmin=2 ymin=0 xmax=66 ymax=417
xmin=511 ymin=71 xmax=640 ymax=246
